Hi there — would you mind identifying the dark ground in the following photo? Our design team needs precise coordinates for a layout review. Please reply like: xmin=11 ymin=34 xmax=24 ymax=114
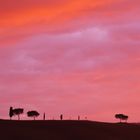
xmin=0 ymin=120 xmax=140 ymax=140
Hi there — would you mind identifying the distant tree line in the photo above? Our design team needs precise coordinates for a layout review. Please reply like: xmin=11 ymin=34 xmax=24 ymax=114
xmin=9 ymin=107 xmax=129 ymax=123
xmin=8 ymin=107 xmax=80 ymax=121
xmin=9 ymin=107 xmax=66 ymax=121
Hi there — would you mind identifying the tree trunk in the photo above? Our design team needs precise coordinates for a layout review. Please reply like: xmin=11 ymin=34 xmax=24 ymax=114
xmin=18 ymin=115 xmax=20 ymax=120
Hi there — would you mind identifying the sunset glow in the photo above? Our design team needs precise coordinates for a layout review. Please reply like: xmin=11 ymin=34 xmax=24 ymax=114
xmin=0 ymin=0 xmax=140 ymax=122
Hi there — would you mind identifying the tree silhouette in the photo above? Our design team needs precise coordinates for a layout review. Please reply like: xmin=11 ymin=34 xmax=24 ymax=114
xmin=43 ymin=113 xmax=46 ymax=120
xmin=9 ymin=107 xmax=14 ymax=120
xmin=13 ymin=108 xmax=24 ymax=120
xmin=115 ymin=114 xmax=129 ymax=123
xmin=122 ymin=115 xmax=129 ymax=122
xmin=60 ymin=114 xmax=63 ymax=120
xmin=115 ymin=114 xmax=123 ymax=122
xmin=27 ymin=111 xmax=40 ymax=120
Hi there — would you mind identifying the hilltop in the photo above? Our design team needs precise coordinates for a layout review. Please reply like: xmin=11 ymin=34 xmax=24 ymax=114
xmin=0 ymin=120 xmax=140 ymax=140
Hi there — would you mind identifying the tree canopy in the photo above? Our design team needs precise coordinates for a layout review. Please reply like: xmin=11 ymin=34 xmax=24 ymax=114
xmin=27 ymin=111 xmax=40 ymax=120
xmin=115 ymin=114 xmax=128 ymax=122
xmin=13 ymin=108 xmax=24 ymax=120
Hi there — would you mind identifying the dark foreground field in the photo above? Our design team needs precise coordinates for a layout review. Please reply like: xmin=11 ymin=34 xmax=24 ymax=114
xmin=0 ymin=120 xmax=140 ymax=140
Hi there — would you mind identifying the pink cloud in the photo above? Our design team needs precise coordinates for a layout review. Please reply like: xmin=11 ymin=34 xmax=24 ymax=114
xmin=0 ymin=0 xmax=140 ymax=122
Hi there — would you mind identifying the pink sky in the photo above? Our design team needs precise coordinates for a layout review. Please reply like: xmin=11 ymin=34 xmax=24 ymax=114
xmin=0 ymin=0 xmax=140 ymax=122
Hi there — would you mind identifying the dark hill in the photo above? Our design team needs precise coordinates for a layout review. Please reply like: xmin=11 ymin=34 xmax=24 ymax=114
xmin=0 ymin=120 xmax=140 ymax=140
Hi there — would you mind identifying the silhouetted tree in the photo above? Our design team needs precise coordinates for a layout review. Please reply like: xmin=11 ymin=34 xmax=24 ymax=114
xmin=13 ymin=108 xmax=24 ymax=120
xmin=9 ymin=107 xmax=14 ymax=120
xmin=122 ymin=115 xmax=129 ymax=122
xmin=27 ymin=111 xmax=40 ymax=120
xmin=115 ymin=114 xmax=123 ymax=122
xmin=115 ymin=114 xmax=128 ymax=123
xmin=43 ymin=113 xmax=46 ymax=120
xmin=60 ymin=114 xmax=63 ymax=120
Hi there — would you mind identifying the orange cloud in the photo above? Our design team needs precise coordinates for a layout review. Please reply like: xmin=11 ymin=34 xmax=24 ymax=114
xmin=1 ymin=0 xmax=114 ymax=27
xmin=1 ymin=0 xmax=139 ymax=45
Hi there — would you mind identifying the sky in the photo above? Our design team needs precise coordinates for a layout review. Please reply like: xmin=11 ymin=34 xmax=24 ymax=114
xmin=0 ymin=0 xmax=140 ymax=122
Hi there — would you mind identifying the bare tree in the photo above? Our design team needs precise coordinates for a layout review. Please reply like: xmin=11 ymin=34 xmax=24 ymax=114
xmin=27 ymin=111 xmax=40 ymax=120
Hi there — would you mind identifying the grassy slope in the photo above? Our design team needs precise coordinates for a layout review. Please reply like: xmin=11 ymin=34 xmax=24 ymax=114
xmin=0 ymin=120 xmax=140 ymax=140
